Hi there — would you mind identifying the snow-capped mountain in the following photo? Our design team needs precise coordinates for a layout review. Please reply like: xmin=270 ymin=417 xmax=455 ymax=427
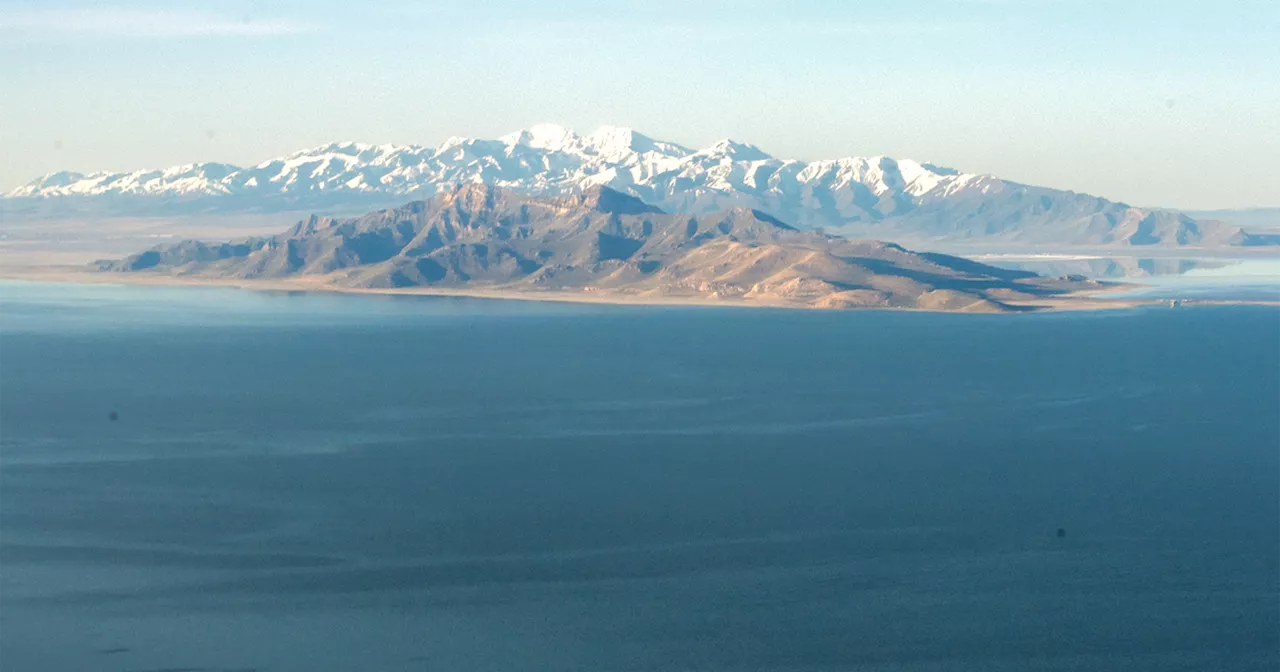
xmin=4 ymin=124 xmax=1266 ymax=247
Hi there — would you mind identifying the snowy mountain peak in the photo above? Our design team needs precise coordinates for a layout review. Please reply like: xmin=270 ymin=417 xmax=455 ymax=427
xmin=582 ymin=126 xmax=669 ymax=156
xmin=495 ymin=124 xmax=689 ymax=161
xmin=4 ymin=125 xmax=1253 ymax=247
xmin=588 ymin=126 xmax=690 ymax=157
xmin=500 ymin=123 xmax=580 ymax=151
xmin=699 ymin=138 xmax=772 ymax=161
xmin=17 ymin=170 xmax=89 ymax=192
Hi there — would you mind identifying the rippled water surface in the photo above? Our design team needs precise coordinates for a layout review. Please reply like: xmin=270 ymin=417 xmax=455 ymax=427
xmin=2 ymin=281 xmax=1277 ymax=671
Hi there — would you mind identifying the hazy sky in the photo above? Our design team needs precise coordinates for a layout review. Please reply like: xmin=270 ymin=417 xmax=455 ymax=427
xmin=2 ymin=0 xmax=1277 ymax=209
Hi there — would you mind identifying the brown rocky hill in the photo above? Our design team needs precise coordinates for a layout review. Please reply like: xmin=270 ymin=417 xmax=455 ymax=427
xmin=97 ymin=185 xmax=1096 ymax=311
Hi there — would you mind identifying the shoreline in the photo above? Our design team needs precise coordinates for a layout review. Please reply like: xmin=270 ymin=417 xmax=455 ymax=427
xmin=0 ymin=267 xmax=793 ymax=312
xmin=2 ymin=266 xmax=1271 ymax=314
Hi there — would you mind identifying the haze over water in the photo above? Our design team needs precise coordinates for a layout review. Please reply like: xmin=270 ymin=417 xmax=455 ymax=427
xmin=1 ymin=281 xmax=1277 ymax=671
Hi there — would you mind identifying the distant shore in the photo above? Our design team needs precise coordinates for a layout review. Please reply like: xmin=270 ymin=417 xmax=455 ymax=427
xmin=3 ymin=266 xmax=1272 ymax=314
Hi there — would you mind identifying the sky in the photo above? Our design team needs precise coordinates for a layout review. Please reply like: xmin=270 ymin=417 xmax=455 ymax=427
xmin=1 ymin=0 xmax=1277 ymax=209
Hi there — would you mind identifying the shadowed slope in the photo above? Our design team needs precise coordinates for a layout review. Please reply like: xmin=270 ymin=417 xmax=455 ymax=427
xmin=97 ymin=185 xmax=1097 ymax=311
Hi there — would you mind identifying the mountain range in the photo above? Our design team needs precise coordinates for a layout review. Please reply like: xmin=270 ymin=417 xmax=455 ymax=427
xmin=13 ymin=124 xmax=1274 ymax=248
xmin=98 ymin=184 xmax=1096 ymax=312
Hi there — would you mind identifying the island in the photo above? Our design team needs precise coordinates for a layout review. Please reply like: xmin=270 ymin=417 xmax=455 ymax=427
xmin=89 ymin=184 xmax=1110 ymax=312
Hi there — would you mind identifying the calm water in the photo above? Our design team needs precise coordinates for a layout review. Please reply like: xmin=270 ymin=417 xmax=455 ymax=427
xmin=977 ymin=254 xmax=1280 ymax=301
xmin=1 ymin=281 xmax=1277 ymax=672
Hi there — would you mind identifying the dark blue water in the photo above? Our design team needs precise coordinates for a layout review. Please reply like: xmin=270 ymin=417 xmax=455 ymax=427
xmin=2 ymin=281 xmax=1277 ymax=672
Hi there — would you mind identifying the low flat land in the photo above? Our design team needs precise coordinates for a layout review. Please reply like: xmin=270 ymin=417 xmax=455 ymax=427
xmin=0 ymin=265 xmax=1166 ymax=313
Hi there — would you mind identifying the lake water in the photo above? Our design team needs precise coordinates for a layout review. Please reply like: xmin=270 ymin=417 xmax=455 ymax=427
xmin=1 ymin=281 xmax=1277 ymax=672
xmin=975 ymin=254 xmax=1280 ymax=301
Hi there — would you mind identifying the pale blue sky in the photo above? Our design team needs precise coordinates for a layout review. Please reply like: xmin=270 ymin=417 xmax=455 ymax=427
xmin=2 ymin=0 xmax=1277 ymax=208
